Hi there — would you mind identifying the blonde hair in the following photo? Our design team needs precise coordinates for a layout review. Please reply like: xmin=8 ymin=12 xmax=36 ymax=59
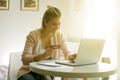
xmin=42 ymin=5 xmax=61 ymax=29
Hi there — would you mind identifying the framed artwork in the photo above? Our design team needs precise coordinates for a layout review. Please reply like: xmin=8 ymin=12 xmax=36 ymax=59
xmin=0 ymin=0 xmax=9 ymax=10
xmin=21 ymin=0 xmax=39 ymax=11
xmin=74 ymin=0 xmax=82 ymax=11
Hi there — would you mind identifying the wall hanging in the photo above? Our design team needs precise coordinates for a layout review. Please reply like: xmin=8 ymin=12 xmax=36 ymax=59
xmin=0 ymin=0 xmax=9 ymax=10
xmin=21 ymin=0 xmax=38 ymax=11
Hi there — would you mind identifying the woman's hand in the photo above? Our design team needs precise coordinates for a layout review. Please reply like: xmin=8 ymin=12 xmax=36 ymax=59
xmin=33 ymin=47 xmax=53 ymax=61
xmin=43 ymin=47 xmax=53 ymax=58
xmin=68 ymin=53 xmax=77 ymax=62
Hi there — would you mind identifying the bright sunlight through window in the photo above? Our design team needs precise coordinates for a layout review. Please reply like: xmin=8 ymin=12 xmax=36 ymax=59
xmin=83 ymin=0 xmax=117 ymax=65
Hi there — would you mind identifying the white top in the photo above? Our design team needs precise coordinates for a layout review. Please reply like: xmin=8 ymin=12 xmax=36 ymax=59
xmin=29 ymin=60 xmax=116 ymax=78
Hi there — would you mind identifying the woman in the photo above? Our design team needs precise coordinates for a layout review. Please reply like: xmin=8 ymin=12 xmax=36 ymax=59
xmin=17 ymin=5 xmax=76 ymax=80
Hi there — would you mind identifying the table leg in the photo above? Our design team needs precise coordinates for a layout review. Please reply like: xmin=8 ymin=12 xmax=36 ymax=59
xmin=102 ymin=77 xmax=109 ymax=80
xmin=61 ymin=77 xmax=68 ymax=80
xmin=83 ymin=78 xmax=88 ymax=80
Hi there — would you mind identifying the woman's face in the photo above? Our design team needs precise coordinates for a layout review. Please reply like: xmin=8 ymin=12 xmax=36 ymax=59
xmin=44 ymin=17 xmax=60 ymax=34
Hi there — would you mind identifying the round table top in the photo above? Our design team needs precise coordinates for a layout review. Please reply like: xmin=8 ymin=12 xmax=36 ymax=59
xmin=29 ymin=60 xmax=116 ymax=78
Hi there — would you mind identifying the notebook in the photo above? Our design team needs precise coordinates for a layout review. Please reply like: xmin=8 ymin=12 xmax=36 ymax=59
xmin=55 ymin=38 xmax=105 ymax=66
xmin=37 ymin=60 xmax=61 ymax=67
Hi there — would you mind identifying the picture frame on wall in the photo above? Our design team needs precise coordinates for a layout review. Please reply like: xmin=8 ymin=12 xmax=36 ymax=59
xmin=0 ymin=0 xmax=9 ymax=10
xmin=74 ymin=0 xmax=82 ymax=11
xmin=21 ymin=0 xmax=39 ymax=11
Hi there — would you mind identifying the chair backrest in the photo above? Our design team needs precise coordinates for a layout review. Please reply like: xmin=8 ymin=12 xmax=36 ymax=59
xmin=7 ymin=52 xmax=22 ymax=80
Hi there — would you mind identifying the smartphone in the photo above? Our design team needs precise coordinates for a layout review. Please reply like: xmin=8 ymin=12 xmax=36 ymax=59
xmin=50 ymin=45 xmax=61 ymax=49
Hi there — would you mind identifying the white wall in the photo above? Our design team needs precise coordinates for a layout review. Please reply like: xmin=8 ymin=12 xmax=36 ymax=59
xmin=0 ymin=0 xmax=85 ymax=65
xmin=117 ymin=0 xmax=120 ymax=78
xmin=117 ymin=27 xmax=120 ymax=79
xmin=0 ymin=0 xmax=43 ymax=65
xmin=64 ymin=0 xmax=87 ymax=42
xmin=112 ymin=0 xmax=120 ymax=79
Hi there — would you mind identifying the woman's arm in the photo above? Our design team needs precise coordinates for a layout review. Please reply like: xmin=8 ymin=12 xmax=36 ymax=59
xmin=21 ymin=31 xmax=36 ymax=65
xmin=60 ymin=31 xmax=77 ymax=60
xmin=59 ymin=32 xmax=71 ymax=59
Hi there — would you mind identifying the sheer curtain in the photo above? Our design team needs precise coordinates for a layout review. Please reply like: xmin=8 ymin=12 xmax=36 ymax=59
xmin=83 ymin=0 xmax=117 ymax=65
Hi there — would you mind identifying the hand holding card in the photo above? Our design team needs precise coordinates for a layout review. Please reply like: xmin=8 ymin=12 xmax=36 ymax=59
xmin=50 ymin=45 xmax=61 ymax=49
xmin=50 ymin=45 xmax=61 ymax=60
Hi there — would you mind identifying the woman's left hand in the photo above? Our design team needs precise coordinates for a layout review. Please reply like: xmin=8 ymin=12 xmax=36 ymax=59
xmin=68 ymin=53 xmax=77 ymax=62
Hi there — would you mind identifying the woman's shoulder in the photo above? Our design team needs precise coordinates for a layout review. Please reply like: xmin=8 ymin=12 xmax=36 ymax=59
xmin=56 ymin=30 xmax=66 ymax=38
xmin=56 ymin=30 xmax=64 ymax=35
xmin=29 ymin=28 xmax=41 ymax=35
xmin=30 ymin=28 xmax=40 ymax=34
xmin=27 ymin=28 xmax=41 ymax=40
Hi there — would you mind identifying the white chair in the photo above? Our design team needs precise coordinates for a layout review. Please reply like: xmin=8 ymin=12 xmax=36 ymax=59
xmin=7 ymin=52 xmax=22 ymax=80
xmin=7 ymin=52 xmax=62 ymax=80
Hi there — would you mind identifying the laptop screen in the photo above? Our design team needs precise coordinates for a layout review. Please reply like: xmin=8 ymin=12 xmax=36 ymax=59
xmin=75 ymin=38 xmax=105 ymax=65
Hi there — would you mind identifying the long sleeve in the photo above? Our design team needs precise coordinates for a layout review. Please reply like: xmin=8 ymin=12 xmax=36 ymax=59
xmin=17 ymin=29 xmax=41 ymax=79
xmin=59 ymin=31 xmax=71 ymax=59
xmin=22 ymin=29 xmax=40 ymax=65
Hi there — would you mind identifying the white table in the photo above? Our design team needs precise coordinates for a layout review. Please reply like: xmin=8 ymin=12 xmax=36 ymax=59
xmin=29 ymin=60 xmax=116 ymax=80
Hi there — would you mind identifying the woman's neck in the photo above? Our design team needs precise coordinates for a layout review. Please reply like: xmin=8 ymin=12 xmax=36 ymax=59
xmin=41 ymin=28 xmax=52 ymax=39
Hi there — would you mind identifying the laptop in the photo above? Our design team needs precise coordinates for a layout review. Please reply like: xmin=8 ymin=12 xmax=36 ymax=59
xmin=55 ymin=38 xmax=105 ymax=66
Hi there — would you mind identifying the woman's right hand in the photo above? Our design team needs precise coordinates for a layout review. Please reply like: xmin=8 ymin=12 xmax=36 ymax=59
xmin=33 ymin=47 xmax=53 ymax=61
xmin=43 ymin=47 xmax=53 ymax=58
